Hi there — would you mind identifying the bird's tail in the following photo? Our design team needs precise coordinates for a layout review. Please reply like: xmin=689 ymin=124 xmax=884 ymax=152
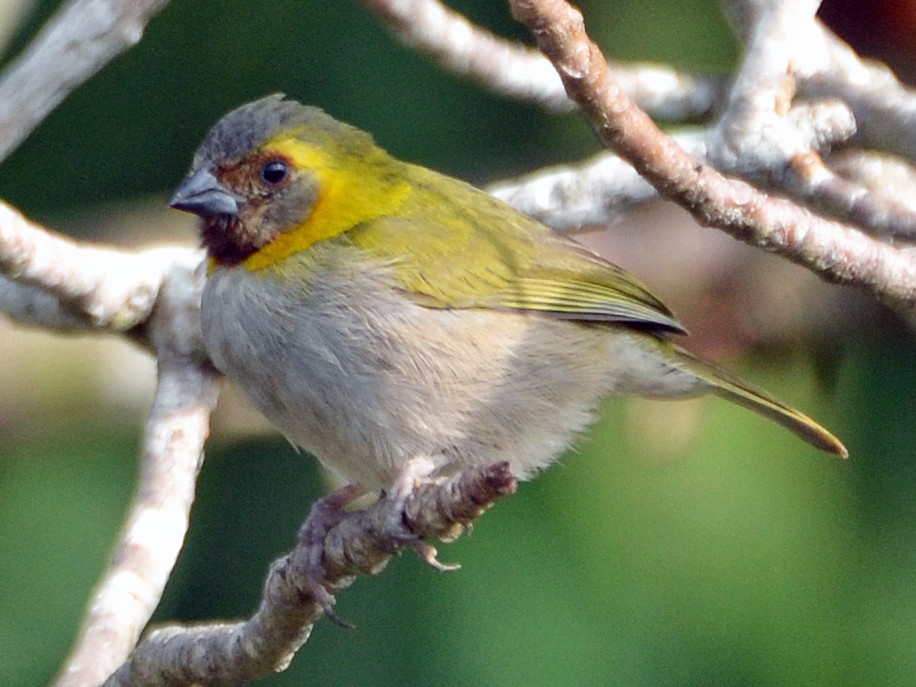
xmin=675 ymin=346 xmax=848 ymax=458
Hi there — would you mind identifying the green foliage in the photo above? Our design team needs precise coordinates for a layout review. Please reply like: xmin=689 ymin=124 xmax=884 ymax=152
xmin=0 ymin=430 xmax=135 ymax=686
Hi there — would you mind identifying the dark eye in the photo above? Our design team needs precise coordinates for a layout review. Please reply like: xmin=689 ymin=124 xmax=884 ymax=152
xmin=260 ymin=159 xmax=290 ymax=185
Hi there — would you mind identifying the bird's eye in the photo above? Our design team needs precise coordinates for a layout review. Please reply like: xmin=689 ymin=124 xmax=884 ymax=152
xmin=261 ymin=159 xmax=290 ymax=185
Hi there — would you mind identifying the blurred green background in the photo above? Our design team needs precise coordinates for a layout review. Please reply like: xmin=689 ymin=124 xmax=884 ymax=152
xmin=1 ymin=1 xmax=914 ymax=686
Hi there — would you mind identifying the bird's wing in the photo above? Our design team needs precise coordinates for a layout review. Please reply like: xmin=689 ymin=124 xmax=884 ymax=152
xmin=348 ymin=171 xmax=686 ymax=334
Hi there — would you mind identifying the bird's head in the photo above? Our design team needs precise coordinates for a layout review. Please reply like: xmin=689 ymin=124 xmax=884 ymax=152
xmin=170 ymin=94 xmax=398 ymax=268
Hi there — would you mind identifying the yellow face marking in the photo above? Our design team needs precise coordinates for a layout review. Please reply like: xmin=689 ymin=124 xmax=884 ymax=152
xmin=242 ymin=134 xmax=412 ymax=272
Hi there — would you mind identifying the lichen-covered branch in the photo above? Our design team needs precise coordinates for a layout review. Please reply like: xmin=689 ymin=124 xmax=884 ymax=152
xmin=102 ymin=463 xmax=517 ymax=687
xmin=789 ymin=151 xmax=916 ymax=241
xmin=710 ymin=1 xmax=916 ymax=240
xmin=488 ymin=131 xmax=707 ymax=229
xmin=53 ymin=363 xmax=219 ymax=687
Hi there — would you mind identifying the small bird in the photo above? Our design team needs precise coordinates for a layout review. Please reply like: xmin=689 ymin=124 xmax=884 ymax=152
xmin=171 ymin=95 xmax=847 ymax=495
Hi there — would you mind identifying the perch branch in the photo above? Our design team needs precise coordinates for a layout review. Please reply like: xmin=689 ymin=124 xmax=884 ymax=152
xmin=102 ymin=463 xmax=517 ymax=687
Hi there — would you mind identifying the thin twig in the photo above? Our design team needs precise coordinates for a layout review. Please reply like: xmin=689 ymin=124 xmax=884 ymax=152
xmin=789 ymin=151 xmax=916 ymax=241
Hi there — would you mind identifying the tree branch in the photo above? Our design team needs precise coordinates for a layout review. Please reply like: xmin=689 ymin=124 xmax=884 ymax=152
xmin=509 ymin=0 xmax=916 ymax=316
xmin=357 ymin=0 xmax=723 ymax=121
xmin=795 ymin=17 xmax=916 ymax=160
xmin=385 ymin=0 xmax=916 ymax=247
xmin=102 ymin=463 xmax=517 ymax=687
xmin=789 ymin=150 xmax=916 ymax=241
xmin=51 ymin=253 xmax=218 ymax=687
xmin=0 ymin=0 xmax=171 ymax=163
xmin=487 ymin=131 xmax=707 ymax=229
xmin=0 ymin=1 xmax=912 ymax=685
xmin=0 ymin=200 xmax=199 ymax=333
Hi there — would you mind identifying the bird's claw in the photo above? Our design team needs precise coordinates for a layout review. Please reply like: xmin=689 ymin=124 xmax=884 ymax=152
xmin=300 ymin=461 xmax=461 ymax=627
xmin=298 ymin=484 xmax=363 ymax=628
xmin=409 ymin=539 xmax=461 ymax=572
xmin=387 ymin=457 xmax=461 ymax=573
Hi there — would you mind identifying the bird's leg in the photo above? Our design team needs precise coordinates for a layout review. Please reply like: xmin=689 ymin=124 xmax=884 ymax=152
xmin=297 ymin=483 xmax=364 ymax=627
xmin=386 ymin=456 xmax=460 ymax=573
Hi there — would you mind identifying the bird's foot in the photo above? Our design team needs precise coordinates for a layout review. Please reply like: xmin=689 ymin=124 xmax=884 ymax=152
xmin=386 ymin=457 xmax=461 ymax=573
xmin=297 ymin=483 xmax=363 ymax=627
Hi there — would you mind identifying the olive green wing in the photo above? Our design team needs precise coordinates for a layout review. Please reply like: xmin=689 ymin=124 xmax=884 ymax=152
xmin=348 ymin=167 xmax=686 ymax=335
xmin=483 ymin=234 xmax=685 ymax=333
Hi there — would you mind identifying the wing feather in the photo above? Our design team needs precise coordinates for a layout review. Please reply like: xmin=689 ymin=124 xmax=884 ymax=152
xmin=348 ymin=166 xmax=686 ymax=335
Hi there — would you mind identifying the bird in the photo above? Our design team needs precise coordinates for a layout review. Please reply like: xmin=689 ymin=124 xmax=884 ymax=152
xmin=170 ymin=94 xmax=846 ymax=493
xmin=170 ymin=95 xmax=847 ymax=620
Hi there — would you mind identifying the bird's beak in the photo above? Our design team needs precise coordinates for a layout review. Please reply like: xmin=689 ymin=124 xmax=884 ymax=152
xmin=169 ymin=168 xmax=242 ymax=218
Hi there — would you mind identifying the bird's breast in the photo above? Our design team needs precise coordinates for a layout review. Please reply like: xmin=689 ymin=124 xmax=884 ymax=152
xmin=197 ymin=244 xmax=686 ymax=488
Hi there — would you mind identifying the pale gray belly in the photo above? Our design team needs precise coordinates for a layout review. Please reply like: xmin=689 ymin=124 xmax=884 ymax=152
xmin=200 ymin=258 xmax=702 ymax=489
